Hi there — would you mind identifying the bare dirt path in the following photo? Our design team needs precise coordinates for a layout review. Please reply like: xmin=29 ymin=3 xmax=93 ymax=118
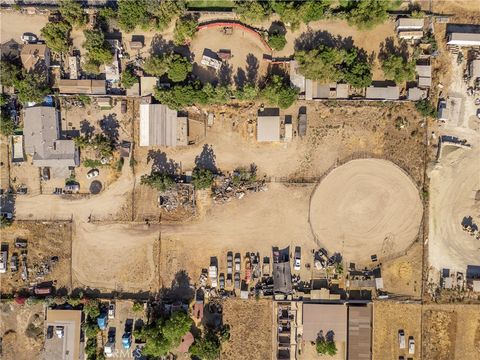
xmin=309 ymin=159 xmax=423 ymax=264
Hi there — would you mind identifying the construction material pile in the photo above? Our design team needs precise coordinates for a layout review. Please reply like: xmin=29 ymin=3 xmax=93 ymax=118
xmin=158 ymin=184 xmax=195 ymax=211
xmin=212 ymin=168 xmax=267 ymax=203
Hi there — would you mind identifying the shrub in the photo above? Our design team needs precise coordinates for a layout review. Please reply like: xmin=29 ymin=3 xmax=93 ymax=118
xmin=83 ymin=159 xmax=103 ymax=168
xmin=260 ymin=75 xmax=298 ymax=109
xmin=192 ymin=168 xmax=214 ymax=190
xmin=117 ymin=0 xmax=150 ymax=32
xmin=316 ymin=337 xmax=337 ymax=356
xmin=121 ymin=66 xmax=138 ymax=89
xmin=342 ymin=0 xmax=390 ymax=30
xmin=0 ymin=113 xmax=15 ymax=136
xmin=381 ymin=54 xmax=416 ymax=83
xmin=415 ymin=99 xmax=437 ymax=117
xmin=59 ymin=0 xmax=87 ymax=28
xmin=235 ymin=0 xmax=271 ymax=24
xmin=132 ymin=302 xmax=143 ymax=313
xmin=268 ymin=32 xmax=287 ymax=51
xmin=140 ymin=172 xmax=175 ymax=191
xmin=41 ymin=21 xmax=72 ymax=53
xmin=173 ymin=15 xmax=197 ymax=45
xmin=167 ymin=54 xmax=192 ymax=82
xmin=83 ymin=30 xmax=113 ymax=64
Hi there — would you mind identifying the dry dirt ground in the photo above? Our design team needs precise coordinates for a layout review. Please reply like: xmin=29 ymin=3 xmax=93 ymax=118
xmin=221 ymin=298 xmax=273 ymax=360
xmin=0 ymin=221 xmax=72 ymax=294
xmin=0 ymin=10 xmax=48 ymax=44
xmin=422 ymin=304 xmax=480 ymax=360
xmin=380 ymin=240 xmax=423 ymax=298
xmin=310 ymin=158 xmax=423 ymax=265
xmin=0 ymin=302 xmax=45 ymax=360
xmin=373 ymin=301 xmax=422 ymax=360
xmin=71 ymin=222 xmax=159 ymax=293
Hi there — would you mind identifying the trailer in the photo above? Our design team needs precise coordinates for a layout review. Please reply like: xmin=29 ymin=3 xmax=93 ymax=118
xmin=208 ymin=265 xmax=218 ymax=288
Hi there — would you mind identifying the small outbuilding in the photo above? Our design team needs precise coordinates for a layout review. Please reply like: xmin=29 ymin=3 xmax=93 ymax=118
xmin=257 ymin=108 xmax=281 ymax=142
xmin=447 ymin=32 xmax=480 ymax=46
xmin=58 ymin=79 xmax=106 ymax=95
xmin=469 ymin=59 xmax=480 ymax=79
xmin=139 ymin=104 xmax=188 ymax=147
xmin=366 ymin=86 xmax=400 ymax=100
xmin=396 ymin=18 xmax=424 ymax=31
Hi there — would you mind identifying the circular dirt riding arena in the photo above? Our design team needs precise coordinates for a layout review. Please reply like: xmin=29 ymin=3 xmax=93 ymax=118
xmin=309 ymin=159 xmax=422 ymax=264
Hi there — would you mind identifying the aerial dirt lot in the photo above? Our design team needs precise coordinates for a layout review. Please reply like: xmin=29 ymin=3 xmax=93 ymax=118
xmin=310 ymin=158 xmax=423 ymax=265
xmin=428 ymin=146 xmax=480 ymax=273
xmin=0 ymin=302 xmax=45 ymax=360
xmin=422 ymin=304 xmax=480 ymax=360
xmin=71 ymin=222 xmax=159 ymax=293
xmin=221 ymin=298 xmax=273 ymax=360
xmin=0 ymin=10 xmax=48 ymax=44
xmin=380 ymin=240 xmax=423 ymax=298
xmin=0 ymin=221 xmax=72 ymax=293
xmin=373 ymin=301 xmax=422 ymax=360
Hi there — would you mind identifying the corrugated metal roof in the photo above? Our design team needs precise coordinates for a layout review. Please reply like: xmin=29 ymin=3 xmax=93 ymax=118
xmin=348 ymin=304 xmax=372 ymax=360
xmin=58 ymin=79 xmax=106 ymax=95
xmin=139 ymin=104 xmax=187 ymax=147
xmin=396 ymin=18 xmax=424 ymax=29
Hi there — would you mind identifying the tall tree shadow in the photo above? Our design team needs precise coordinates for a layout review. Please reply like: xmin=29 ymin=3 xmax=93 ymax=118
xmin=80 ymin=119 xmax=95 ymax=138
xmin=294 ymin=30 xmax=354 ymax=51
xmin=159 ymin=270 xmax=195 ymax=302
xmin=379 ymin=37 xmax=409 ymax=62
xmin=218 ymin=62 xmax=233 ymax=86
xmin=234 ymin=68 xmax=247 ymax=88
xmin=147 ymin=150 xmax=180 ymax=174
xmin=194 ymin=144 xmax=218 ymax=173
xmin=99 ymin=114 xmax=119 ymax=143
xmin=246 ymin=54 xmax=259 ymax=85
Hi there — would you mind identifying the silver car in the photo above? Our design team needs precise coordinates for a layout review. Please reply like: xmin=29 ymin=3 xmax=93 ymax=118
xmin=234 ymin=253 xmax=241 ymax=272
xmin=227 ymin=251 xmax=233 ymax=275
xmin=234 ymin=272 xmax=240 ymax=289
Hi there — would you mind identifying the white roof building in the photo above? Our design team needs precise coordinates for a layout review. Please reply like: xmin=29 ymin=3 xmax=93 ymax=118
xmin=447 ymin=32 xmax=480 ymax=46
xmin=257 ymin=108 xmax=280 ymax=142
xmin=139 ymin=104 xmax=188 ymax=147
xmin=396 ymin=18 xmax=424 ymax=30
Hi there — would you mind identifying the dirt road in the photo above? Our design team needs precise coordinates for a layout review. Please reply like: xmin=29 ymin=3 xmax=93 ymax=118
xmin=310 ymin=159 xmax=423 ymax=264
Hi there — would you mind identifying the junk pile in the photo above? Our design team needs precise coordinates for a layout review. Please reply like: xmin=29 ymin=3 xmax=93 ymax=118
xmin=158 ymin=184 xmax=195 ymax=211
xmin=212 ymin=168 xmax=267 ymax=203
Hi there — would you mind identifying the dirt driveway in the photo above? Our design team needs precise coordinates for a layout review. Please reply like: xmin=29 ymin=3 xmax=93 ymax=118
xmin=0 ymin=11 xmax=48 ymax=44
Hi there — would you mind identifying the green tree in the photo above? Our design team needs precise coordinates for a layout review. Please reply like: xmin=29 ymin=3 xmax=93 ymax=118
xmin=83 ymin=300 xmax=100 ymax=319
xmin=141 ymin=172 xmax=175 ymax=191
xmin=173 ymin=16 xmax=197 ymax=45
xmin=148 ymin=0 xmax=186 ymax=31
xmin=59 ymin=0 xmax=87 ymax=28
xmin=167 ymin=54 xmax=192 ymax=82
xmin=190 ymin=333 xmax=221 ymax=360
xmin=295 ymin=46 xmax=345 ymax=82
xmin=235 ymin=84 xmax=259 ymax=101
xmin=268 ymin=32 xmax=287 ymax=51
xmin=381 ymin=54 xmax=415 ymax=83
xmin=316 ymin=337 xmax=337 ymax=356
xmin=270 ymin=1 xmax=301 ymax=30
xmin=83 ymin=30 xmax=113 ymax=64
xmin=235 ymin=0 xmax=271 ymax=24
xmin=121 ymin=66 xmax=138 ymax=89
xmin=154 ymin=83 xmax=199 ymax=109
xmin=16 ymin=72 xmax=50 ymax=104
xmin=192 ymin=168 xmax=214 ymax=189
xmin=415 ymin=99 xmax=437 ymax=117
xmin=41 ymin=21 xmax=72 ymax=53
xmin=118 ymin=0 xmax=150 ymax=32
xmin=299 ymin=0 xmax=331 ymax=23
xmin=0 ymin=61 xmax=22 ymax=88
xmin=343 ymin=0 xmax=390 ymax=30
xmin=137 ymin=312 xmax=193 ymax=357
xmin=0 ymin=94 xmax=7 ymax=106
xmin=143 ymin=55 xmax=169 ymax=76
xmin=260 ymin=75 xmax=298 ymax=109
xmin=0 ymin=113 xmax=15 ymax=136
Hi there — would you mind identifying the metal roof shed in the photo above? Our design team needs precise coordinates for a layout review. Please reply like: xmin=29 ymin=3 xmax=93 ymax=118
xmin=366 ymin=86 xmax=400 ymax=100
xmin=396 ymin=18 xmax=424 ymax=30
xmin=447 ymin=32 xmax=480 ymax=46
xmin=348 ymin=304 xmax=372 ymax=360
xmin=257 ymin=108 xmax=281 ymax=142
xmin=139 ymin=104 xmax=188 ymax=147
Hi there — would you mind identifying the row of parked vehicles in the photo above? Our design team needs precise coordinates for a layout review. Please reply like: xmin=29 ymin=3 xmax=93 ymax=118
xmin=398 ymin=329 xmax=415 ymax=357
xmin=97 ymin=303 xmax=133 ymax=357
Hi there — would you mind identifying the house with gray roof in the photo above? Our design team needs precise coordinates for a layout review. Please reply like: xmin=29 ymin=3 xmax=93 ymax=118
xmin=24 ymin=107 xmax=79 ymax=169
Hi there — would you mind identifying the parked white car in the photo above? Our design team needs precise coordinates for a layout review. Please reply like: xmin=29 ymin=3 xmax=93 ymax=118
xmin=21 ymin=33 xmax=37 ymax=43
xmin=294 ymin=246 xmax=301 ymax=271
xmin=408 ymin=336 xmax=415 ymax=354
xmin=398 ymin=330 xmax=405 ymax=349
xmin=108 ymin=303 xmax=115 ymax=319
xmin=87 ymin=169 xmax=99 ymax=179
